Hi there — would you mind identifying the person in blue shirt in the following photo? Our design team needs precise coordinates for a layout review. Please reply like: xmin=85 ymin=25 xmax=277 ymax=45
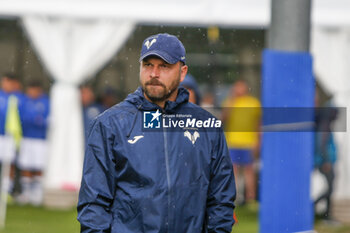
xmin=314 ymin=99 xmax=338 ymax=220
xmin=180 ymin=74 xmax=201 ymax=105
xmin=17 ymin=80 xmax=50 ymax=205
xmin=0 ymin=73 xmax=24 ymax=163
xmin=80 ymin=84 xmax=104 ymax=144
xmin=78 ymin=33 xmax=236 ymax=233
xmin=0 ymin=73 xmax=25 ymax=197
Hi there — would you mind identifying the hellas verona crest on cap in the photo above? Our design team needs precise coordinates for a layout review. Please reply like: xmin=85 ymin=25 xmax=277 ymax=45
xmin=144 ymin=38 xmax=157 ymax=49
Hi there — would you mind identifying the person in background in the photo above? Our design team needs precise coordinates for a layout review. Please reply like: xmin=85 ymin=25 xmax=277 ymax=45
xmin=222 ymin=80 xmax=261 ymax=207
xmin=180 ymin=74 xmax=201 ymax=105
xmin=0 ymin=73 xmax=23 ymax=196
xmin=201 ymin=91 xmax=221 ymax=119
xmin=100 ymin=87 xmax=121 ymax=110
xmin=80 ymin=84 xmax=104 ymax=143
xmin=314 ymin=92 xmax=338 ymax=220
xmin=8 ymin=75 xmax=25 ymax=196
xmin=17 ymin=80 xmax=50 ymax=205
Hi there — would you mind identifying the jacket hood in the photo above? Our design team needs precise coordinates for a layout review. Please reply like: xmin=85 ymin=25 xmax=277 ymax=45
xmin=125 ymin=86 xmax=189 ymax=113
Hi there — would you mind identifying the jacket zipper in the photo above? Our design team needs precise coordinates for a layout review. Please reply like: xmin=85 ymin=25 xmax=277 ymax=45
xmin=163 ymin=120 xmax=172 ymax=232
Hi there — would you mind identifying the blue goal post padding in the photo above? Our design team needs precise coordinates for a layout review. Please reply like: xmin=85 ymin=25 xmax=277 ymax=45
xmin=260 ymin=49 xmax=314 ymax=233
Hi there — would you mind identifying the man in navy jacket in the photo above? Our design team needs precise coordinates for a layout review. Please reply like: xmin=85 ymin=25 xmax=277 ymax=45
xmin=77 ymin=33 xmax=236 ymax=233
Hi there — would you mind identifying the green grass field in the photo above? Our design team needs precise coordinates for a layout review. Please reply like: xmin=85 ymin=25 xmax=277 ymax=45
xmin=0 ymin=204 xmax=79 ymax=233
xmin=0 ymin=204 xmax=349 ymax=233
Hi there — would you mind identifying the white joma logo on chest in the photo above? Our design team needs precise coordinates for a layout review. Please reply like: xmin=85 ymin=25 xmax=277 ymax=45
xmin=128 ymin=135 xmax=144 ymax=144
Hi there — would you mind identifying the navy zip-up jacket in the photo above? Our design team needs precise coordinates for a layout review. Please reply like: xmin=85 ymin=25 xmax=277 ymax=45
xmin=77 ymin=87 xmax=236 ymax=233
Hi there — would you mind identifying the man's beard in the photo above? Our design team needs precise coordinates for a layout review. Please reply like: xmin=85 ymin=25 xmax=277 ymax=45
xmin=142 ymin=76 xmax=180 ymax=103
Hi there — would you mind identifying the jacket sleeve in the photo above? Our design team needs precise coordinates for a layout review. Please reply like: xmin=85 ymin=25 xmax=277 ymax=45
xmin=206 ymin=130 xmax=236 ymax=233
xmin=77 ymin=119 xmax=117 ymax=233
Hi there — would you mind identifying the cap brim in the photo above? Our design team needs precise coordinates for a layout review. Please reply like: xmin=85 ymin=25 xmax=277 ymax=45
xmin=139 ymin=50 xmax=177 ymax=64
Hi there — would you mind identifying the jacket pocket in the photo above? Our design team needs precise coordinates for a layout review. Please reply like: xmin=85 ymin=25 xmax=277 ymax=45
xmin=114 ymin=196 xmax=140 ymax=224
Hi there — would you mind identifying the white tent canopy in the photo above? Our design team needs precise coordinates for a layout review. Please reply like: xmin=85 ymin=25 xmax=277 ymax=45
xmin=2 ymin=0 xmax=271 ymax=27
xmin=0 ymin=0 xmax=350 ymax=27
xmin=0 ymin=0 xmax=349 ymax=199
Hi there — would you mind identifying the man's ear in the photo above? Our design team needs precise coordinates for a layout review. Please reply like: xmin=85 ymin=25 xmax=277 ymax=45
xmin=180 ymin=65 xmax=188 ymax=83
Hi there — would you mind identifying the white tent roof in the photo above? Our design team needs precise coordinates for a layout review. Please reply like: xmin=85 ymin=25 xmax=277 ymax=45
xmin=1 ymin=0 xmax=350 ymax=28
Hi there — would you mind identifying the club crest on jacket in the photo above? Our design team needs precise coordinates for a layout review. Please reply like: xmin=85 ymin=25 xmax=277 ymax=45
xmin=184 ymin=130 xmax=200 ymax=144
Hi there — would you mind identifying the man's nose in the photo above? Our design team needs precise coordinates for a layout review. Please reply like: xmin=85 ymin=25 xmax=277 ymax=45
xmin=150 ymin=66 xmax=160 ymax=78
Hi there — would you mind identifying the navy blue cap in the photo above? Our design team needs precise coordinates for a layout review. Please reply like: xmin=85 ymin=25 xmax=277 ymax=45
xmin=139 ymin=33 xmax=186 ymax=64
